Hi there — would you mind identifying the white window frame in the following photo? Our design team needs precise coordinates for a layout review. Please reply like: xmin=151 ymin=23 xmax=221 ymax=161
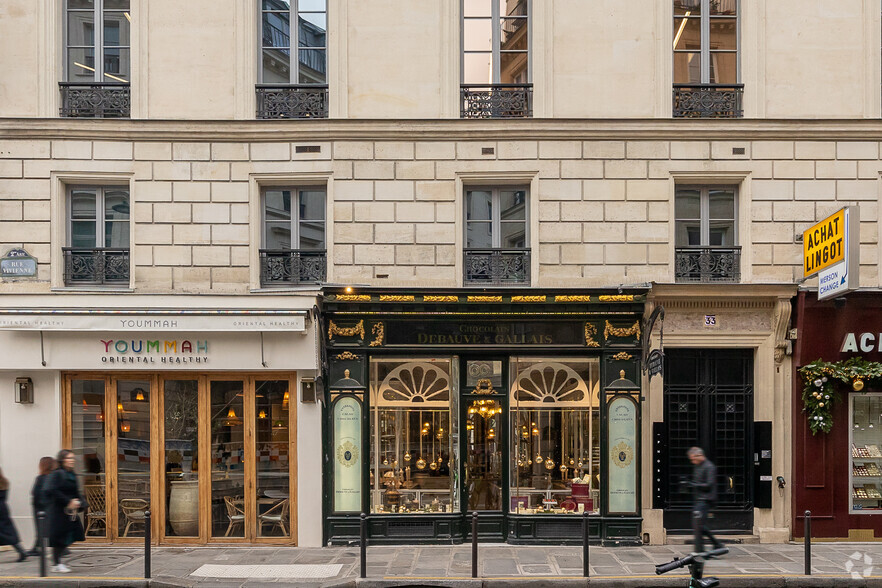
xmin=64 ymin=0 xmax=131 ymax=83
xmin=461 ymin=0 xmax=531 ymax=84
xmin=464 ymin=186 xmax=530 ymax=249
xmin=67 ymin=185 xmax=130 ymax=249
xmin=260 ymin=186 xmax=326 ymax=250
xmin=672 ymin=0 xmax=740 ymax=84
xmin=674 ymin=185 xmax=738 ymax=247
xmin=259 ymin=0 xmax=328 ymax=85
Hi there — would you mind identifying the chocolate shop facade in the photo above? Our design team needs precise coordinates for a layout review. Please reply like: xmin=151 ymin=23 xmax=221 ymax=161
xmin=320 ymin=288 xmax=646 ymax=545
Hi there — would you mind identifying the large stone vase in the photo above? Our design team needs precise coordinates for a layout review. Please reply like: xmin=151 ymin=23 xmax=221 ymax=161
xmin=169 ymin=480 xmax=199 ymax=536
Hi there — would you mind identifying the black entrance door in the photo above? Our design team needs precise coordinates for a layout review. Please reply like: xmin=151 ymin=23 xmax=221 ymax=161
xmin=661 ymin=349 xmax=754 ymax=533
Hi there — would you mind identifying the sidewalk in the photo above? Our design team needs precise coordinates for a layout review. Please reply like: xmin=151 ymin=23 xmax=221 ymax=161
xmin=1 ymin=543 xmax=882 ymax=587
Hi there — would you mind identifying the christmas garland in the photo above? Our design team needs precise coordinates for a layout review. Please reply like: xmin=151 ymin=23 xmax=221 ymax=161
xmin=799 ymin=358 xmax=882 ymax=435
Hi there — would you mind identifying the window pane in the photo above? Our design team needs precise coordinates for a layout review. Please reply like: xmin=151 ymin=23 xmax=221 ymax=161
xmin=262 ymin=48 xmax=292 ymax=84
xmin=673 ymin=18 xmax=700 ymax=51
xmin=463 ymin=52 xmax=493 ymax=84
xmin=299 ymin=49 xmax=327 ymax=83
xmin=709 ymin=52 xmax=737 ymax=84
xmin=675 ymin=189 xmax=700 ymax=219
xmin=117 ymin=380 xmax=151 ymax=538
xmin=502 ymin=0 xmax=527 ymax=17
xmin=263 ymin=0 xmax=290 ymax=8
xmin=299 ymin=190 xmax=325 ymax=220
xmin=673 ymin=52 xmax=701 ymax=84
xmin=265 ymin=221 xmax=292 ymax=249
xmin=499 ymin=190 xmax=526 ymax=220
xmin=675 ymin=220 xmax=701 ymax=247
xmin=103 ymin=48 xmax=130 ymax=81
xmin=255 ymin=381 xmax=291 ymax=538
xmin=709 ymin=189 xmax=735 ymax=219
xmin=709 ymin=18 xmax=737 ymax=51
xmin=299 ymin=13 xmax=326 ymax=47
xmin=466 ymin=190 xmax=492 ymax=220
xmin=674 ymin=0 xmax=701 ymax=16
xmin=466 ymin=222 xmax=493 ymax=248
xmin=105 ymin=190 xmax=129 ymax=220
xmin=263 ymin=11 xmax=290 ymax=48
xmin=71 ymin=189 xmax=97 ymax=219
xmin=164 ymin=380 xmax=199 ymax=538
xmin=299 ymin=221 xmax=325 ymax=249
xmin=210 ymin=381 xmax=246 ymax=538
xmin=464 ymin=18 xmax=492 ymax=52
xmin=70 ymin=379 xmax=106 ymax=538
xmin=68 ymin=11 xmax=95 ymax=46
xmin=500 ymin=18 xmax=527 ymax=49
xmin=464 ymin=0 xmax=492 ymax=17
xmin=709 ymin=220 xmax=735 ymax=246
xmin=71 ymin=221 xmax=97 ymax=247
xmin=500 ymin=51 xmax=528 ymax=83
xmin=710 ymin=0 xmax=737 ymax=15
xmin=105 ymin=221 xmax=130 ymax=248
xmin=104 ymin=0 xmax=130 ymax=9
xmin=68 ymin=0 xmax=95 ymax=8
xmin=299 ymin=0 xmax=326 ymax=10
xmin=500 ymin=222 xmax=526 ymax=248
xmin=103 ymin=14 xmax=130 ymax=46
xmin=265 ymin=190 xmax=292 ymax=221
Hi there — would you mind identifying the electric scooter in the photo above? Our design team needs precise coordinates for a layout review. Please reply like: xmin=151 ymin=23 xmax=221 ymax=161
xmin=655 ymin=546 xmax=729 ymax=588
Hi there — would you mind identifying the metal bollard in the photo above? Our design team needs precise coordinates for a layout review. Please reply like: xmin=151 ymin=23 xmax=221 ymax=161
xmin=804 ymin=510 xmax=811 ymax=576
xmin=37 ymin=510 xmax=46 ymax=578
xmin=582 ymin=511 xmax=590 ymax=577
xmin=360 ymin=513 xmax=367 ymax=579
xmin=144 ymin=509 xmax=151 ymax=579
xmin=471 ymin=511 xmax=478 ymax=579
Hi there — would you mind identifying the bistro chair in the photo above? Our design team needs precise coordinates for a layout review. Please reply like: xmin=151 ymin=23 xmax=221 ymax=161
xmin=223 ymin=496 xmax=245 ymax=537
xmin=83 ymin=485 xmax=106 ymax=536
xmin=119 ymin=498 xmax=149 ymax=537
xmin=258 ymin=498 xmax=289 ymax=536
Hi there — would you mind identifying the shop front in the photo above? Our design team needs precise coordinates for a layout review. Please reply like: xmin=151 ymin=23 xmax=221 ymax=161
xmin=793 ymin=291 xmax=882 ymax=539
xmin=321 ymin=289 xmax=646 ymax=545
xmin=0 ymin=295 xmax=322 ymax=546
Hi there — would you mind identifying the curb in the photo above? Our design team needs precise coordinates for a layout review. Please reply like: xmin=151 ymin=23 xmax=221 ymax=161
xmin=353 ymin=576 xmax=882 ymax=588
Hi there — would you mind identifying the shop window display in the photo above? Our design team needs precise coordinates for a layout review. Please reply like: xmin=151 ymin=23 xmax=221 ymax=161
xmin=509 ymin=358 xmax=601 ymax=514
xmin=851 ymin=394 xmax=882 ymax=512
xmin=370 ymin=358 xmax=459 ymax=514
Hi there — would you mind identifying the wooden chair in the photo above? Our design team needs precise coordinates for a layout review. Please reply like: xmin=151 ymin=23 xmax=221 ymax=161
xmin=83 ymin=485 xmax=106 ymax=536
xmin=119 ymin=498 xmax=148 ymax=537
xmin=223 ymin=496 xmax=245 ymax=537
xmin=258 ymin=498 xmax=289 ymax=536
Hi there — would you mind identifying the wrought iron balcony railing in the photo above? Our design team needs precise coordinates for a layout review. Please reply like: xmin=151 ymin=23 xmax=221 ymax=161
xmin=464 ymin=248 xmax=530 ymax=285
xmin=675 ymin=246 xmax=741 ymax=283
xmin=63 ymin=247 xmax=130 ymax=286
xmin=256 ymin=85 xmax=329 ymax=119
xmin=60 ymin=83 xmax=130 ymax=118
xmin=260 ymin=249 xmax=326 ymax=286
xmin=673 ymin=84 xmax=744 ymax=118
xmin=461 ymin=84 xmax=532 ymax=119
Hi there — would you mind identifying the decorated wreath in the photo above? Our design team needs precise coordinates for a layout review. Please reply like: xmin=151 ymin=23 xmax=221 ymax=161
xmin=799 ymin=358 xmax=882 ymax=434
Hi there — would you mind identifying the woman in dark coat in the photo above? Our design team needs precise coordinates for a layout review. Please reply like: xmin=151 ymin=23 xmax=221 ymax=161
xmin=43 ymin=450 xmax=86 ymax=573
xmin=26 ymin=456 xmax=56 ymax=556
xmin=0 ymin=468 xmax=28 ymax=561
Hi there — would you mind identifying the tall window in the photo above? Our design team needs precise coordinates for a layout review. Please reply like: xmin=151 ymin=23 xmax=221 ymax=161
xmin=63 ymin=0 xmax=131 ymax=117
xmin=461 ymin=0 xmax=531 ymax=118
xmin=260 ymin=187 xmax=326 ymax=285
xmin=257 ymin=0 xmax=328 ymax=118
xmin=674 ymin=186 xmax=740 ymax=282
xmin=64 ymin=186 xmax=130 ymax=286
xmin=672 ymin=0 xmax=741 ymax=118
xmin=464 ymin=187 xmax=529 ymax=285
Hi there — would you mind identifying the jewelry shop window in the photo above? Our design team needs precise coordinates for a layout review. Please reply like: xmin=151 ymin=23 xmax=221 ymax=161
xmin=370 ymin=358 xmax=459 ymax=514
xmin=851 ymin=393 xmax=882 ymax=513
xmin=509 ymin=358 xmax=600 ymax=514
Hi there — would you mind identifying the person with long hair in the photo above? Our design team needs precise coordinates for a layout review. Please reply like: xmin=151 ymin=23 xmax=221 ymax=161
xmin=26 ymin=457 xmax=57 ymax=557
xmin=43 ymin=450 xmax=87 ymax=573
xmin=0 ymin=468 xmax=28 ymax=561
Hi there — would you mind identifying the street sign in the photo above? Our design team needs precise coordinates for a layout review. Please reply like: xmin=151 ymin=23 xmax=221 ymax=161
xmin=0 ymin=248 xmax=37 ymax=278
xmin=647 ymin=349 xmax=664 ymax=378
xmin=803 ymin=206 xmax=859 ymax=300
xmin=818 ymin=261 xmax=851 ymax=301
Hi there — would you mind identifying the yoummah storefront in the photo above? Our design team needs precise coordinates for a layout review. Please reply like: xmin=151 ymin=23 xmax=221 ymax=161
xmin=0 ymin=294 xmax=323 ymax=547
xmin=793 ymin=290 xmax=882 ymax=540
xmin=321 ymin=288 xmax=646 ymax=545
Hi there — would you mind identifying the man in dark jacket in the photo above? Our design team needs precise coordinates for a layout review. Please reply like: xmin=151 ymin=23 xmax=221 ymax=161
xmin=687 ymin=447 xmax=723 ymax=553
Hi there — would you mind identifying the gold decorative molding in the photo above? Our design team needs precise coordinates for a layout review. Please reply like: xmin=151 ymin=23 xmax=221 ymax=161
xmin=584 ymin=322 xmax=600 ymax=347
xmin=555 ymin=295 xmax=591 ymax=302
xmin=335 ymin=351 xmax=360 ymax=361
xmin=467 ymin=295 xmax=503 ymax=303
xmin=598 ymin=295 xmax=635 ymax=302
xmin=604 ymin=320 xmax=641 ymax=341
xmin=472 ymin=379 xmax=497 ymax=395
xmin=335 ymin=294 xmax=371 ymax=302
xmin=369 ymin=322 xmax=385 ymax=347
xmin=328 ymin=319 xmax=365 ymax=340
xmin=511 ymin=295 xmax=546 ymax=303
xmin=612 ymin=352 xmax=633 ymax=361
xmin=423 ymin=295 xmax=459 ymax=303
xmin=379 ymin=295 xmax=415 ymax=302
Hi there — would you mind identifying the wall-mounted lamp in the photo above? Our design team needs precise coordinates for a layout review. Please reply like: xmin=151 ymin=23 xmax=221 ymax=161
xmin=777 ymin=476 xmax=786 ymax=489
xmin=14 ymin=377 xmax=34 ymax=404
xmin=300 ymin=378 xmax=317 ymax=403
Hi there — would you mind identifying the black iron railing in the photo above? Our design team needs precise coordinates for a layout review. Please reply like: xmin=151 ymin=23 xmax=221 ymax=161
xmin=673 ymin=84 xmax=743 ymax=118
xmin=260 ymin=249 xmax=326 ymax=285
xmin=461 ymin=84 xmax=532 ymax=119
xmin=60 ymin=83 xmax=130 ymax=118
xmin=63 ymin=247 xmax=130 ymax=286
xmin=256 ymin=85 xmax=328 ymax=119
xmin=675 ymin=246 xmax=741 ymax=283
xmin=464 ymin=248 xmax=530 ymax=285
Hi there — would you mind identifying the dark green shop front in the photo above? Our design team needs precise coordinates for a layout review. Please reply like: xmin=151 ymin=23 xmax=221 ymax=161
xmin=321 ymin=289 xmax=645 ymax=545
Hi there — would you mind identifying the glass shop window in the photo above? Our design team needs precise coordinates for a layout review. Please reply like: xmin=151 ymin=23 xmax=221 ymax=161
xmin=509 ymin=357 xmax=601 ymax=515
xmin=851 ymin=393 xmax=882 ymax=513
xmin=370 ymin=358 xmax=459 ymax=514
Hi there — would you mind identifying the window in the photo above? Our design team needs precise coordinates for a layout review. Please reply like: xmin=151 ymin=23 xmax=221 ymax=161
xmin=260 ymin=187 xmax=326 ymax=285
xmin=257 ymin=0 xmax=328 ymax=118
xmin=62 ymin=0 xmax=131 ymax=118
xmin=464 ymin=187 xmax=529 ymax=285
xmin=64 ymin=186 xmax=130 ymax=286
xmin=674 ymin=186 xmax=740 ymax=282
xmin=672 ymin=0 xmax=741 ymax=118
xmin=850 ymin=394 xmax=882 ymax=514
xmin=461 ymin=0 xmax=531 ymax=118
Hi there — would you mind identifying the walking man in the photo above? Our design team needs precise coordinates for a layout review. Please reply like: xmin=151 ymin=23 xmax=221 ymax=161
xmin=686 ymin=447 xmax=723 ymax=553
